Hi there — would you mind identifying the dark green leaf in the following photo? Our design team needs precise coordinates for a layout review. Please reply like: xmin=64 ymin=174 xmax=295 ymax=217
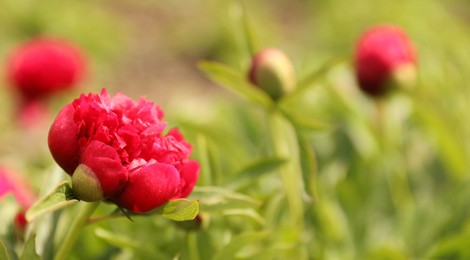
xmin=26 ymin=181 xmax=78 ymax=222
xmin=151 ymin=199 xmax=199 ymax=221
xmin=198 ymin=61 xmax=274 ymax=109
xmin=19 ymin=234 xmax=40 ymax=260
xmin=227 ymin=157 xmax=287 ymax=190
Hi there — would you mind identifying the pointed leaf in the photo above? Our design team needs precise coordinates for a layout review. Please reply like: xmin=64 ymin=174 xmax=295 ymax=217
xmin=26 ymin=181 xmax=78 ymax=222
xmin=198 ymin=61 xmax=274 ymax=109
xmin=227 ymin=157 xmax=287 ymax=189
xmin=151 ymin=199 xmax=199 ymax=221
xmin=19 ymin=234 xmax=40 ymax=260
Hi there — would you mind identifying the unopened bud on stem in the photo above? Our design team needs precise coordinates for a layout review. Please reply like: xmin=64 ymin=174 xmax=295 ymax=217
xmin=248 ymin=48 xmax=296 ymax=100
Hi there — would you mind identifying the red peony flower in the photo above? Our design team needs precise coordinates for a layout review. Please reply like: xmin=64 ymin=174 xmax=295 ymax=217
xmin=354 ymin=25 xmax=416 ymax=97
xmin=48 ymin=90 xmax=200 ymax=213
xmin=6 ymin=37 xmax=86 ymax=101
xmin=0 ymin=168 xmax=36 ymax=232
xmin=248 ymin=48 xmax=296 ymax=100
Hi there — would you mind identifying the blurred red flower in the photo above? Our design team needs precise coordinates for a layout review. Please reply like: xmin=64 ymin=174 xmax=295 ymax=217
xmin=6 ymin=38 xmax=87 ymax=127
xmin=7 ymin=37 xmax=86 ymax=101
xmin=354 ymin=25 xmax=416 ymax=97
xmin=48 ymin=90 xmax=199 ymax=213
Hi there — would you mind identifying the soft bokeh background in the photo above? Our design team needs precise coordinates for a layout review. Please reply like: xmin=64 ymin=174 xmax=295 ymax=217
xmin=2 ymin=0 xmax=470 ymax=259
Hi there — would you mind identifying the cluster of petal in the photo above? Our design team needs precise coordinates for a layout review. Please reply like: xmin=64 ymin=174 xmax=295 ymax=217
xmin=48 ymin=90 xmax=199 ymax=212
xmin=354 ymin=25 xmax=416 ymax=97
xmin=7 ymin=37 xmax=86 ymax=101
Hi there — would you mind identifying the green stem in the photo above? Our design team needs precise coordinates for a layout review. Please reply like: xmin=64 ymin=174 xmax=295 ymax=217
xmin=54 ymin=202 xmax=99 ymax=260
xmin=268 ymin=111 xmax=305 ymax=231
xmin=374 ymin=100 xmax=414 ymax=211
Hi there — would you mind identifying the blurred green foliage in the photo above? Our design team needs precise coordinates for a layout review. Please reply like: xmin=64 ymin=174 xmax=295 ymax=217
xmin=2 ymin=0 xmax=470 ymax=259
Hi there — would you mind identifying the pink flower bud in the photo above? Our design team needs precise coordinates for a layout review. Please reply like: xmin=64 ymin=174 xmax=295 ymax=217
xmin=248 ymin=48 xmax=296 ymax=100
xmin=48 ymin=89 xmax=200 ymax=213
xmin=354 ymin=25 xmax=417 ymax=97
xmin=7 ymin=37 xmax=86 ymax=101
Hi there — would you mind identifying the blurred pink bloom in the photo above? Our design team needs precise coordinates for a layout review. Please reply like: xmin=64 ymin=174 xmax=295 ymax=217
xmin=48 ymin=90 xmax=199 ymax=213
xmin=0 ymin=168 xmax=35 ymax=231
xmin=354 ymin=25 xmax=416 ymax=97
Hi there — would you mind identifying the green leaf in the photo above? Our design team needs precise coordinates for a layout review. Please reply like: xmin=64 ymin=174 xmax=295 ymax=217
xmin=19 ymin=234 xmax=40 ymax=260
xmin=198 ymin=61 xmax=274 ymax=109
xmin=214 ymin=231 xmax=269 ymax=260
xmin=191 ymin=186 xmax=261 ymax=212
xmin=280 ymin=107 xmax=334 ymax=132
xmin=297 ymin=133 xmax=318 ymax=201
xmin=227 ymin=157 xmax=287 ymax=190
xmin=0 ymin=237 xmax=17 ymax=260
xmin=151 ymin=199 xmax=199 ymax=221
xmin=296 ymin=57 xmax=343 ymax=92
xmin=26 ymin=181 xmax=78 ymax=222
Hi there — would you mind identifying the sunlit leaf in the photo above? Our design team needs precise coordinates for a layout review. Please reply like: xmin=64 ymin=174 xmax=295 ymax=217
xmin=198 ymin=61 xmax=274 ymax=109
xmin=26 ymin=181 xmax=78 ymax=222
xmin=19 ymin=234 xmax=40 ymax=260
xmin=151 ymin=199 xmax=199 ymax=221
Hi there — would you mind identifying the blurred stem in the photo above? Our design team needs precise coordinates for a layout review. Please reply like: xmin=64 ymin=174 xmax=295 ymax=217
xmin=54 ymin=202 xmax=99 ymax=260
xmin=374 ymin=100 xmax=414 ymax=211
xmin=268 ymin=111 xmax=305 ymax=234
xmin=197 ymin=134 xmax=212 ymax=186
xmin=187 ymin=232 xmax=200 ymax=260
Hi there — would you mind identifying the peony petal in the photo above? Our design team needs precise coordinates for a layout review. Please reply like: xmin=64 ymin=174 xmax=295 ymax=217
xmin=115 ymin=163 xmax=180 ymax=213
xmin=173 ymin=160 xmax=200 ymax=199
xmin=48 ymin=104 xmax=80 ymax=175
xmin=80 ymin=140 xmax=128 ymax=198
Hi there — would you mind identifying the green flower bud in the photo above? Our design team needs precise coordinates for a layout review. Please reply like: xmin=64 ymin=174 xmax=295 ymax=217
xmin=248 ymin=48 xmax=296 ymax=100
xmin=72 ymin=164 xmax=104 ymax=202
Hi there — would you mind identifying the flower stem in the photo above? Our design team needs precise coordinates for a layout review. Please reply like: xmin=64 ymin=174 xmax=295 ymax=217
xmin=54 ymin=201 xmax=99 ymax=260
